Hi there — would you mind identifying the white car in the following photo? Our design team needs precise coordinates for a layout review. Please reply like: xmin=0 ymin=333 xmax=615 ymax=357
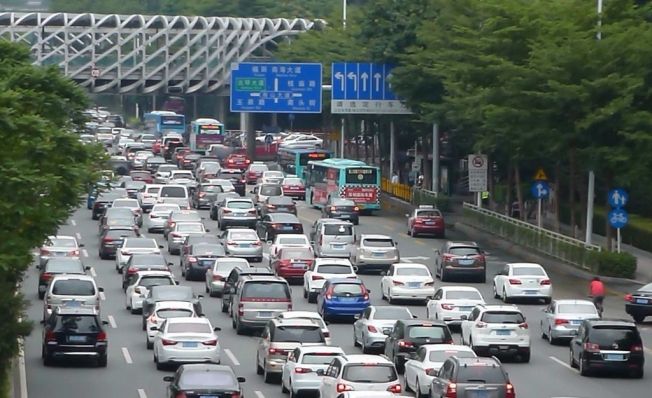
xmin=303 ymin=258 xmax=357 ymax=303
xmin=115 ymin=237 xmax=161 ymax=273
xmin=154 ymin=165 xmax=179 ymax=184
xmin=269 ymin=234 xmax=311 ymax=257
xmin=279 ymin=134 xmax=323 ymax=149
xmin=318 ymin=354 xmax=402 ymax=398
xmin=152 ymin=317 xmax=221 ymax=370
xmin=169 ymin=170 xmax=197 ymax=188
xmin=493 ymin=262 xmax=552 ymax=304
xmin=145 ymin=300 xmax=197 ymax=349
xmin=460 ymin=304 xmax=531 ymax=362
xmin=404 ymin=344 xmax=477 ymax=397
xmin=540 ymin=299 xmax=600 ymax=344
xmin=205 ymin=258 xmax=251 ymax=297
xmin=125 ymin=270 xmax=176 ymax=314
xmin=147 ymin=203 xmax=181 ymax=232
xmin=380 ymin=263 xmax=435 ymax=304
xmin=111 ymin=198 xmax=143 ymax=226
xmin=276 ymin=311 xmax=332 ymax=345
xmin=281 ymin=345 xmax=345 ymax=397
xmin=260 ymin=170 xmax=285 ymax=184
xmin=133 ymin=151 xmax=154 ymax=168
xmin=353 ymin=305 xmax=414 ymax=353
xmin=426 ymin=286 xmax=486 ymax=325
xmin=137 ymin=184 xmax=164 ymax=211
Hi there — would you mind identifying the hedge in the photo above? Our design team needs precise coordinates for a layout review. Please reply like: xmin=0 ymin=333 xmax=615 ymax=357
xmin=587 ymin=250 xmax=637 ymax=279
xmin=412 ymin=189 xmax=451 ymax=212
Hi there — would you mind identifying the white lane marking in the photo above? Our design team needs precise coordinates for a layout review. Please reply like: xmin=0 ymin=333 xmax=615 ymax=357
xmin=549 ymin=355 xmax=578 ymax=373
xmin=254 ymin=391 xmax=265 ymax=398
xmin=107 ymin=315 xmax=117 ymax=329
xmin=402 ymin=258 xmax=412 ymax=263
xmin=82 ymin=249 xmax=89 ymax=258
xmin=224 ymin=348 xmax=240 ymax=365
xmin=90 ymin=267 xmax=97 ymax=277
xmin=121 ymin=347 xmax=133 ymax=364
xmin=141 ymin=234 xmax=147 ymax=238
xmin=71 ymin=219 xmax=77 ymax=226
xmin=645 ymin=346 xmax=652 ymax=355
xmin=75 ymin=232 xmax=82 ymax=240
xmin=263 ymin=253 xmax=269 ymax=259
xmin=137 ymin=389 xmax=147 ymax=398
xmin=99 ymin=291 xmax=106 ymax=301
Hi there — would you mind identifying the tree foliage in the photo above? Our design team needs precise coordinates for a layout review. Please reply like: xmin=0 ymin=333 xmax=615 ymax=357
xmin=0 ymin=40 xmax=104 ymax=389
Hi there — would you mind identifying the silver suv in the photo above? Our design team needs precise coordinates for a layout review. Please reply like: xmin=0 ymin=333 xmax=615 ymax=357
xmin=351 ymin=234 xmax=399 ymax=273
xmin=229 ymin=275 xmax=292 ymax=334
xmin=43 ymin=275 xmax=103 ymax=321
xmin=310 ymin=219 xmax=355 ymax=258
xmin=217 ymin=198 xmax=258 ymax=230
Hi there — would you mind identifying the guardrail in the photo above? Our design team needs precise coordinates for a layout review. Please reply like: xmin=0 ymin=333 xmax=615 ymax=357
xmin=380 ymin=179 xmax=451 ymax=212
xmin=462 ymin=202 xmax=601 ymax=269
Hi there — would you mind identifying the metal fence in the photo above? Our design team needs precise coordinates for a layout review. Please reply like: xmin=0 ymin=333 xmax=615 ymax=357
xmin=381 ymin=178 xmax=451 ymax=211
xmin=462 ymin=202 xmax=601 ymax=269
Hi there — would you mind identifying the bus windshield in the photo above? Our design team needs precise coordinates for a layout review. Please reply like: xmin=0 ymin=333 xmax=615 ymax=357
xmin=161 ymin=115 xmax=184 ymax=126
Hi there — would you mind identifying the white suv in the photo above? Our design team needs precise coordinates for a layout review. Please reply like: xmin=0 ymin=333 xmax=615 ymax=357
xmin=317 ymin=354 xmax=402 ymax=398
xmin=303 ymin=258 xmax=357 ymax=303
xmin=460 ymin=304 xmax=531 ymax=362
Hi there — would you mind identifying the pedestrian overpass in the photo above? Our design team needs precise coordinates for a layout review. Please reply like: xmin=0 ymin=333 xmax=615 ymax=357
xmin=0 ymin=12 xmax=320 ymax=94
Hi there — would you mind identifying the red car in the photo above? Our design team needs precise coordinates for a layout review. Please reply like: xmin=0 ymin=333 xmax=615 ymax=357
xmin=152 ymin=140 xmax=162 ymax=154
xmin=224 ymin=154 xmax=251 ymax=171
xmin=281 ymin=176 xmax=306 ymax=200
xmin=174 ymin=148 xmax=192 ymax=165
xmin=272 ymin=247 xmax=314 ymax=282
xmin=407 ymin=205 xmax=445 ymax=238
xmin=245 ymin=162 xmax=269 ymax=184
xmin=129 ymin=170 xmax=153 ymax=184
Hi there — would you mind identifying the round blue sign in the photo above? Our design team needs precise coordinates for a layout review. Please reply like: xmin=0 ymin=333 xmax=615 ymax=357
xmin=608 ymin=188 xmax=628 ymax=208
xmin=530 ymin=181 xmax=550 ymax=199
xmin=608 ymin=208 xmax=629 ymax=229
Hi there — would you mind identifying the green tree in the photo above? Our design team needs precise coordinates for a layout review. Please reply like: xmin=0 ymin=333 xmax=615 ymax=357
xmin=0 ymin=40 xmax=105 ymax=392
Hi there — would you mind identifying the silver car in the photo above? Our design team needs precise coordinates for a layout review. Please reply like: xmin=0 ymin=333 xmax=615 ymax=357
xmin=167 ymin=222 xmax=207 ymax=255
xmin=217 ymin=198 xmax=257 ymax=230
xmin=39 ymin=235 xmax=83 ymax=268
xmin=205 ymin=258 xmax=251 ymax=297
xmin=310 ymin=219 xmax=355 ymax=258
xmin=147 ymin=204 xmax=181 ymax=233
xmin=540 ymin=299 xmax=600 ymax=343
xmin=281 ymin=346 xmax=345 ymax=398
xmin=154 ymin=164 xmax=179 ymax=184
xmin=43 ymin=274 xmax=103 ymax=321
xmin=221 ymin=228 xmax=263 ymax=262
xmin=112 ymin=198 xmax=143 ymax=226
xmin=353 ymin=305 xmax=415 ymax=353
xmin=351 ymin=234 xmax=400 ymax=273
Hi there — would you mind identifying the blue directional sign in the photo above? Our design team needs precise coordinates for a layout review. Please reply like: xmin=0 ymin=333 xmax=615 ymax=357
xmin=531 ymin=181 xmax=550 ymax=199
xmin=331 ymin=62 xmax=411 ymax=114
xmin=230 ymin=62 xmax=322 ymax=113
xmin=608 ymin=188 xmax=628 ymax=208
xmin=609 ymin=208 xmax=629 ymax=229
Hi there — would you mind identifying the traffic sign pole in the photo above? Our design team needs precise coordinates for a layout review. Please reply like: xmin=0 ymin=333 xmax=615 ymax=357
xmin=617 ymin=227 xmax=621 ymax=253
xmin=537 ymin=198 xmax=543 ymax=228
xmin=389 ymin=121 xmax=395 ymax=178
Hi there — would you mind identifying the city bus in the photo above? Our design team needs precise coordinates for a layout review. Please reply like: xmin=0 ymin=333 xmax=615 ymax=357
xmin=189 ymin=118 xmax=225 ymax=154
xmin=143 ymin=111 xmax=185 ymax=138
xmin=304 ymin=158 xmax=381 ymax=212
xmin=277 ymin=148 xmax=331 ymax=180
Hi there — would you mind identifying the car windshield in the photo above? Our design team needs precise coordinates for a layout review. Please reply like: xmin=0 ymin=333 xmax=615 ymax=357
xmin=214 ymin=261 xmax=243 ymax=273
xmin=54 ymin=315 xmax=100 ymax=333
xmin=445 ymin=290 xmax=483 ymax=300
xmin=332 ymin=283 xmax=363 ymax=296
xmin=229 ymin=231 xmax=258 ymax=241
xmin=125 ymin=182 xmax=146 ymax=190
xmin=591 ymin=326 xmax=640 ymax=347
xmin=301 ymin=353 xmax=341 ymax=365
xmin=131 ymin=255 xmax=164 ymax=265
xmin=275 ymin=326 xmax=323 ymax=343
xmin=242 ymin=282 xmax=290 ymax=299
xmin=172 ymin=172 xmax=193 ymax=179
xmin=343 ymin=364 xmax=397 ymax=383
xmin=147 ymin=187 xmax=162 ymax=194
xmin=260 ymin=185 xmax=282 ymax=196
xmin=52 ymin=280 xmax=95 ymax=295
xmin=265 ymin=171 xmax=284 ymax=178
xmin=429 ymin=350 xmax=476 ymax=362
xmin=177 ymin=224 xmax=204 ymax=232
xmin=638 ymin=283 xmax=652 ymax=292
xmin=332 ymin=199 xmax=355 ymax=206
xmin=167 ymin=322 xmax=212 ymax=334
xmin=156 ymin=309 xmax=193 ymax=319
xmin=278 ymin=236 xmax=307 ymax=245
xmin=558 ymin=303 xmax=598 ymax=314
xmin=126 ymin=239 xmax=157 ymax=249
xmin=481 ymin=311 xmax=525 ymax=324
xmin=194 ymin=244 xmax=224 ymax=255
xmin=416 ymin=210 xmax=442 ymax=218
xmin=47 ymin=238 xmax=76 ymax=248
xmin=250 ymin=165 xmax=268 ymax=172
xmin=281 ymin=248 xmax=312 ymax=259
xmin=106 ymin=230 xmax=136 ymax=239
xmin=407 ymin=326 xmax=447 ymax=339
xmin=363 ymin=239 xmax=394 ymax=248
xmin=152 ymin=288 xmax=192 ymax=301
xmin=172 ymin=213 xmax=201 ymax=222
xmin=152 ymin=205 xmax=178 ymax=213
xmin=160 ymin=187 xmax=186 ymax=197
xmin=449 ymin=247 xmax=480 ymax=256
xmin=283 ymin=178 xmax=303 ymax=185
xmin=373 ymin=307 xmax=413 ymax=320
xmin=456 ymin=365 xmax=507 ymax=383
xmin=396 ymin=267 xmax=430 ymax=276
xmin=202 ymin=185 xmax=223 ymax=193
xmin=512 ymin=267 xmax=545 ymax=276
xmin=158 ymin=166 xmax=177 ymax=173
xmin=316 ymin=264 xmax=351 ymax=274
xmin=179 ymin=370 xmax=236 ymax=389
xmin=113 ymin=199 xmax=138 ymax=208
xmin=323 ymin=224 xmax=352 ymax=236
xmin=45 ymin=260 xmax=84 ymax=273
xmin=139 ymin=276 xmax=173 ymax=288
xmin=227 ymin=201 xmax=254 ymax=209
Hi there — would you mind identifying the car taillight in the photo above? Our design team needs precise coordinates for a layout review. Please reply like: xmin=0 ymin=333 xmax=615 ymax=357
xmin=554 ymin=319 xmax=569 ymax=325
xmin=40 ymin=249 xmax=50 ymax=255
xmin=475 ymin=321 xmax=487 ymax=328
xmin=445 ymin=382 xmax=457 ymax=398
xmin=202 ymin=339 xmax=218 ymax=346
xmin=336 ymin=383 xmax=352 ymax=393
xmin=171 ymin=233 xmax=181 ymax=238
xmin=212 ymin=274 xmax=224 ymax=281
xmin=625 ymin=294 xmax=634 ymax=302
xmin=252 ymin=241 xmax=262 ymax=246
xmin=240 ymin=179 xmax=246 ymax=184
xmin=199 ymin=192 xmax=206 ymax=197
xmin=238 ymin=303 xmax=244 ymax=317
xmin=442 ymin=254 xmax=454 ymax=261
xmin=228 ymin=159 xmax=234 ymax=164
xmin=392 ymin=280 xmax=404 ymax=286
xmin=387 ymin=384 xmax=402 ymax=393
xmin=425 ymin=281 xmax=435 ymax=286
xmin=188 ymin=256 xmax=197 ymax=263
xmin=312 ymin=275 xmax=324 ymax=280
xmin=323 ymin=331 xmax=330 ymax=337
xmin=278 ymin=259 xmax=292 ymax=267
xmin=102 ymin=237 xmax=114 ymax=243
xmin=148 ymin=315 xmax=157 ymax=324
xmin=40 ymin=272 xmax=53 ymax=281
xmin=162 ymin=339 xmax=178 ymax=346
xmin=70 ymin=249 xmax=80 ymax=256
xmin=294 ymin=367 xmax=312 ymax=374
xmin=127 ymin=267 xmax=138 ymax=275
xmin=121 ymin=250 xmax=129 ymax=255
xmin=518 ymin=322 xmax=528 ymax=329
xmin=325 ymin=293 xmax=333 ymax=300
xmin=230 ymin=393 xmax=240 ymax=398
xmin=505 ymin=383 xmax=516 ymax=398
xmin=441 ymin=303 xmax=455 ymax=310
xmin=584 ymin=342 xmax=600 ymax=352
xmin=45 ymin=330 xmax=56 ymax=342
xmin=222 ymin=209 xmax=232 ymax=214
xmin=398 ymin=340 xmax=413 ymax=348
xmin=425 ymin=368 xmax=437 ymax=376
xmin=508 ymin=278 xmax=522 ymax=285
xmin=329 ymin=206 xmax=337 ymax=212
xmin=363 ymin=292 xmax=369 ymax=300
xmin=96 ymin=331 xmax=107 ymax=342
xmin=367 ymin=325 xmax=378 ymax=333
xmin=175 ymin=393 xmax=187 ymax=398
xmin=540 ymin=279 xmax=551 ymax=285
xmin=353 ymin=206 xmax=359 ymax=212
xmin=267 ymin=204 xmax=276 ymax=209
xmin=169 ymin=222 xmax=176 ymax=227
xmin=227 ymin=241 xmax=237 ymax=246
xmin=631 ymin=344 xmax=643 ymax=352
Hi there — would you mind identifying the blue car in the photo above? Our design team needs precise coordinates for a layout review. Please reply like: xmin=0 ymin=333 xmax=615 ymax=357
xmin=86 ymin=187 xmax=99 ymax=209
xmin=316 ymin=278 xmax=370 ymax=321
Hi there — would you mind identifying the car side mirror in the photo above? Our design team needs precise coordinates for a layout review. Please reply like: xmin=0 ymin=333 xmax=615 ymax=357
xmin=409 ymin=352 xmax=418 ymax=360
xmin=102 ymin=320 xmax=109 ymax=325
xmin=197 ymin=295 xmax=203 ymax=299
xmin=214 ymin=326 xmax=222 ymax=331
xmin=413 ymin=314 xmax=418 ymax=318
xmin=353 ymin=314 xmax=360 ymax=320
xmin=366 ymin=289 xmax=371 ymax=293
xmin=159 ymin=244 xmax=164 ymax=248
xmin=237 ymin=377 xmax=246 ymax=383
xmin=310 ymin=241 xmax=315 ymax=245
xmin=36 ymin=265 xmax=41 ymax=270
xmin=98 ymin=287 xmax=104 ymax=292
xmin=40 ymin=320 xmax=45 ymax=325
xmin=85 ymin=266 xmax=91 ymax=271
xmin=168 ymin=262 xmax=174 ymax=266
xmin=163 ymin=376 xmax=174 ymax=382
xmin=79 ymin=243 xmax=85 ymax=247
xmin=205 ymin=229 xmax=210 ymax=232
xmin=175 ymin=281 xmax=180 ymax=285
xmin=266 ymin=240 xmax=272 ymax=245
xmin=380 ymin=271 xmax=387 ymax=276
xmin=383 ymin=329 xmax=391 ymax=335
xmin=150 ymin=326 xmax=158 ymax=331
xmin=352 ymin=266 xmax=359 ymax=273
xmin=460 ymin=315 xmax=468 ymax=321
xmin=316 ymin=369 xmax=325 ymax=376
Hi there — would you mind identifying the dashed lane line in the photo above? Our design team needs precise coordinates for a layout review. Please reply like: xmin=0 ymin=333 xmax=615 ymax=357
xmin=71 ymin=219 xmax=77 ymax=226
xmin=107 ymin=315 xmax=117 ymax=329
xmin=254 ymin=391 xmax=265 ymax=398
xmin=90 ymin=267 xmax=97 ymax=277
xmin=224 ymin=348 xmax=240 ymax=366
xmin=99 ymin=291 xmax=106 ymax=301
xmin=137 ymin=389 xmax=147 ymax=398
xmin=645 ymin=346 xmax=652 ymax=355
xmin=121 ymin=347 xmax=133 ymax=364
xmin=549 ymin=355 xmax=578 ymax=373
xmin=75 ymin=232 xmax=82 ymax=240
xmin=82 ymin=249 xmax=89 ymax=258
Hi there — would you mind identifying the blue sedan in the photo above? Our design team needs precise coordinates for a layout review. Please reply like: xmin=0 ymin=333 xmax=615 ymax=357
xmin=316 ymin=278 xmax=370 ymax=321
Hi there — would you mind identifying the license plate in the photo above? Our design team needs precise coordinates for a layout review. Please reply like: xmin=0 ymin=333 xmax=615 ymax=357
xmin=259 ymin=311 xmax=272 ymax=317
xmin=471 ymin=391 xmax=489 ymax=398
xmin=332 ymin=244 xmax=345 ymax=250
xmin=234 ymin=212 xmax=246 ymax=217
xmin=408 ymin=282 xmax=421 ymax=288
xmin=292 ymin=263 xmax=306 ymax=268
xmin=239 ymin=243 xmax=251 ymax=248
xmin=498 ymin=345 xmax=510 ymax=350
xmin=340 ymin=297 xmax=356 ymax=302
xmin=200 ymin=260 xmax=215 ymax=267
xmin=68 ymin=335 xmax=87 ymax=343
xmin=281 ymin=226 xmax=294 ymax=231
xmin=182 ymin=342 xmax=198 ymax=348
xmin=571 ymin=320 xmax=582 ymax=325
xmin=524 ymin=290 xmax=538 ymax=294
xmin=458 ymin=306 xmax=474 ymax=311
xmin=605 ymin=354 xmax=625 ymax=361
xmin=199 ymin=396 xmax=218 ymax=398
xmin=496 ymin=330 xmax=511 ymax=336
xmin=425 ymin=221 xmax=435 ymax=225
xmin=458 ymin=259 xmax=474 ymax=265
xmin=636 ymin=299 xmax=648 ymax=304
xmin=373 ymin=252 xmax=385 ymax=257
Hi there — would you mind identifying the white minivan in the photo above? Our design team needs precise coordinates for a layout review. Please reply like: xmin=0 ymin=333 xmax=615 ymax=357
xmin=158 ymin=185 xmax=190 ymax=209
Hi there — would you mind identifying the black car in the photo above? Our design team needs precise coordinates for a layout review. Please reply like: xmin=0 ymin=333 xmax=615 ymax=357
xmin=384 ymin=319 xmax=453 ymax=373
xmin=570 ymin=318 xmax=644 ymax=378
xmin=181 ymin=243 xmax=227 ymax=281
xmin=429 ymin=357 xmax=515 ymax=398
xmin=144 ymin=156 xmax=167 ymax=173
xmin=141 ymin=285 xmax=203 ymax=330
xmin=216 ymin=169 xmax=246 ymax=196
xmin=37 ymin=258 xmax=89 ymax=299
xmin=259 ymin=196 xmax=297 ymax=217
xmin=625 ymin=282 xmax=652 ymax=323
xmin=122 ymin=253 xmax=172 ymax=290
xmin=124 ymin=181 xmax=146 ymax=199
xmin=91 ymin=190 xmax=128 ymax=220
xmin=220 ymin=267 xmax=274 ymax=313
xmin=192 ymin=183 xmax=224 ymax=209
xmin=256 ymin=213 xmax=303 ymax=242
xmin=181 ymin=153 xmax=202 ymax=170
xmin=322 ymin=197 xmax=360 ymax=225
xmin=98 ymin=228 xmax=139 ymax=259
xmin=164 ymin=364 xmax=245 ymax=398
xmin=41 ymin=305 xmax=109 ymax=367
xmin=180 ymin=235 xmax=221 ymax=258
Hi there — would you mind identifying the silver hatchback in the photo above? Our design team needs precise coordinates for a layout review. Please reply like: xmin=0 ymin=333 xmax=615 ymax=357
xmin=221 ymin=228 xmax=263 ymax=262
xmin=351 ymin=234 xmax=400 ymax=273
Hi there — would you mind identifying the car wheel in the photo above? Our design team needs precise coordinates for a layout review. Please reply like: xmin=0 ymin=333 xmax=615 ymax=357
xmin=97 ymin=354 xmax=108 ymax=367
xmin=281 ymin=380 xmax=289 ymax=393
xmin=440 ymin=268 xmax=448 ymax=282
xmin=633 ymin=314 xmax=645 ymax=323
xmin=394 ymin=356 xmax=405 ymax=374
xmin=263 ymin=361 xmax=275 ymax=383
xmin=353 ymin=330 xmax=360 ymax=347
xmin=146 ymin=336 xmax=153 ymax=349
xmin=405 ymin=376 xmax=413 ymax=392
xmin=236 ymin=319 xmax=246 ymax=335
xmin=380 ymin=284 xmax=387 ymax=300
xmin=221 ymin=299 xmax=229 ymax=313
xmin=205 ymin=285 xmax=210 ymax=294
xmin=141 ymin=317 xmax=146 ymax=331
xmin=520 ymin=349 xmax=530 ymax=363
xmin=493 ymin=283 xmax=500 ymax=299
xmin=502 ymin=288 xmax=509 ymax=303
xmin=631 ymin=367 xmax=644 ymax=379
xmin=38 ymin=291 xmax=45 ymax=300
xmin=411 ymin=228 xmax=418 ymax=238
xmin=256 ymin=353 xmax=264 ymax=375
xmin=548 ymin=328 xmax=557 ymax=345
xmin=303 ymin=288 xmax=308 ymax=299
xmin=155 ymin=356 xmax=165 ymax=371
xmin=543 ymin=297 xmax=552 ymax=304
xmin=407 ymin=228 xmax=412 ymax=236
xmin=415 ymin=379 xmax=424 ymax=398
xmin=308 ymin=292 xmax=316 ymax=304
xmin=579 ymin=355 xmax=591 ymax=376
xmin=569 ymin=348 xmax=577 ymax=368
xmin=42 ymin=346 xmax=53 ymax=366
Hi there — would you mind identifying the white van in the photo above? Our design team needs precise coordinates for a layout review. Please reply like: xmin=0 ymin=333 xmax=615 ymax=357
xmin=158 ymin=185 xmax=190 ymax=209
xmin=310 ymin=219 xmax=356 ymax=258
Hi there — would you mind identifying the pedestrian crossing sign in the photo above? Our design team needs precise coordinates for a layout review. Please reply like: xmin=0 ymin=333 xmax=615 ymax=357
xmin=534 ymin=168 xmax=548 ymax=181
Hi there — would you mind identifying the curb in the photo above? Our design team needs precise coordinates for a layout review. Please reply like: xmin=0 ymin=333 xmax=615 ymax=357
xmin=10 ymin=338 xmax=27 ymax=398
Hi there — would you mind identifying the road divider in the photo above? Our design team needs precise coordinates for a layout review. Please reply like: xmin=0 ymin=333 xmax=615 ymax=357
xmin=224 ymin=348 xmax=240 ymax=365
xmin=254 ymin=391 xmax=265 ymax=398
xmin=121 ymin=347 xmax=133 ymax=364
xmin=107 ymin=315 xmax=117 ymax=328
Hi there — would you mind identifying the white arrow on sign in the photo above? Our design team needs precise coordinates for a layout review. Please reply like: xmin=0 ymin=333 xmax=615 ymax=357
xmin=347 ymin=71 xmax=358 ymax=92
xmin=292 ymin=93 xmax=302 ymax=98
xmin=274 ymin=78 xmax=279 ymax=103
xmin=373 ymin=72 xmax=382 ymax=91
xmin=334 ymin=72 xmax=345 ymax=92
xmin=360 ymin=72 xmax=369 ymax=91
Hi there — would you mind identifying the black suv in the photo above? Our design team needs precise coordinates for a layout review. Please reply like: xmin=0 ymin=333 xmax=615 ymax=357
xmin=41 ymin=305 xmax=109 ymax=367
xmin=220 ymin=267 xmax=274 ymax=313
xmin=570 ymin=318 xmax=644 ymax=378
xmin=430 ymin=356 xmax=515 ymax=398
xmin=216 ymin=169 xmax=246 ymax=196
xmin=384 ymin=320 xmax=453 ymax=373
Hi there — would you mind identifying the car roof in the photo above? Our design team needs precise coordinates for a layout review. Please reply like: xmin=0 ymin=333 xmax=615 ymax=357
xmin=553 ymin=299 xmax=595 ymax=305
xmin=453 ymin=356 xmax=501 ymax=366
xmin=479 ymin=304 xmax=521 ymax=312
xmin=392 ymin=262 xmax=428 ymax=269
xmin=341 ymin=354 xmax=392 ymax=365
xmin=396 ymin=319 xmax=448 ymax=327
xmin=166 ymin=317 xmax=209 ymax=324
xmin=179 ymin=363 xmax=234 ymax=373
xmin=508 ymin=262 xmax=544 ymax=268
xmin=278 ymin=311 xmax=321 ymax=319
xmin=54 ymin=306 xmax=99 ymax=316
xmin=360 ymin=234 xmax=392 ymax=240
xmin=298 ymin=345 xmax=344 ymax=354
xmin=586 ymin=318 xmax=637 ymax=327
xmin=241 ymin=275 xmax=286 ymax=283
xmin=446 ymin=241 xmax=478 ymax=247
xmin=268 ymin=213 xmax=300 ymax=222
xmin=50 ymin=274 xmax=95 ymax=282
xmin=422 ymin=344 xmax=475 ymax=353
xmin=317 ymin=218 xmax=352 ymax=225
xmin=440 ymin=286 xmax=482 ymax=292
xmin=314 ymin=258 xmax=353 ymax=265
xmin=272 ymin=318 xmax=321 ymax=327
xmin=135 ymin=270 xmax=173 ymax=277
xmin=268 ymin=196 xmax=293 ymax=203
xmin=327 ymin=278 xmax=362 ymax=284
xmin=154 ymin=301 xmax=195 ymax=309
